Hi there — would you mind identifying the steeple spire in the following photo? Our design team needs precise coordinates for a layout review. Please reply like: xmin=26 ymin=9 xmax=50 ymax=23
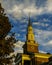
xmin=28 ymin=13 xmax=32 ymax=26
xmin=26 ymin=13 xmax=35 ymax=41
xmin=23 ymin=13 xmax=39 ymax=54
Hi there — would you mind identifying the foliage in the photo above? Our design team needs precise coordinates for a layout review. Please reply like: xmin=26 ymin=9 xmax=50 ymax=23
xmin=0 ymin=3 xmax=11 ymax=39
xmin=0 ymin=3 xmax=16 ymax=65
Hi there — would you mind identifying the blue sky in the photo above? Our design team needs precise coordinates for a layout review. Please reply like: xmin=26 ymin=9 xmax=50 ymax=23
xmin=0 ymin=0 xmax=52 ymax=53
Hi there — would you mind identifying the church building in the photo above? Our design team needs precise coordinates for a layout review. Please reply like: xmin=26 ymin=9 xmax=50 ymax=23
xmin=15 ymin=17 xmax=52 ymax=65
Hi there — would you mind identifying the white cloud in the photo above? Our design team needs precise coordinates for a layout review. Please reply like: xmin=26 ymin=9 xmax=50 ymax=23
xmin=6 ymin=4 xmax=44 ymax=19
xmin=33 ymin=22 xmax=40 ymax=25
xmin=44 ymin=40 xmax=52 ymax=46
xmin=7 ymin=4 xmax=23 ymax=19
xmin=23 ymin=5 xmax=44 ymax=16
xmin=0 ymin=0 xmax=47 ymax=19
xmin=14 ymin=41 xmax=25 ymax=47
xmin=43 ymin=18 xmax=49 ymax=22
xmin=46 ymin=0 xmax=52 ymax=12
xmin=15 ymin=34 xmax=20 ymax=37
xmin=0 ymin=0 xmax=2 ymax=2
xmin=5 ymin=35 xmax=11 ymax=40
xmin=33 ymin=22 xmax=49 ymax=27
xmin=0 ymin=0 xmax=52 ymax=19
xmin=14 ymin=41 xmax=25 ymax=53
xmin=35 ymin=29 xmax=52 ymax=46
xmin=14 ymin=44 xmax=21 ymax=48
xmin=41 ymin=23 xmax=48 ymax=27
xmin=14 ymin=49 xmax=23 ymax=56
xmin=21 ymin=29 xmax=26 ymax=32
xmin=20 ymin=19 xmax=28 ymax=23
xmin=34 ymin=29 xmax=52 ymax=53
xmin=39 ymin=50 xmax=47 ymax=53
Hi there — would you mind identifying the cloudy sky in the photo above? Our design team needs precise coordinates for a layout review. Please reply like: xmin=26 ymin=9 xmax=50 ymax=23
xmin=0 ymin=0 xmax=52 ymax=53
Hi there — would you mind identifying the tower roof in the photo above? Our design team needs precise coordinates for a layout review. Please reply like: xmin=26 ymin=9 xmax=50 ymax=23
xmin=28 ymin=14 xmax=32 ymax=26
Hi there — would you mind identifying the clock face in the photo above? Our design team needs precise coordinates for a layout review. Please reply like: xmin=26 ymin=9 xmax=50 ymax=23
xmin=31 ymin=46 xmax=34 ymax=50
xmin=27 ymin=45 xmax=35 ymax=53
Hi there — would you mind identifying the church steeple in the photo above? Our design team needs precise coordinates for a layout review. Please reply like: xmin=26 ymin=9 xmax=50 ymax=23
xmin=23 ymin=15 xmax=39 ymax=54
xmin=28 ymin=15 xmax=32 ymax=26
xmin=27 ymin=15 xmax=34 ymax=42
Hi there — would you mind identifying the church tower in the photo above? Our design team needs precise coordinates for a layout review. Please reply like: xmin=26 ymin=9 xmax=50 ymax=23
xmin=23 ymin=16 xmax=39 ymax=54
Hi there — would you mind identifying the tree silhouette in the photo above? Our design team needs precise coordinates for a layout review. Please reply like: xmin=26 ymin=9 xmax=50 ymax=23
xmin=0 ymin=3 xmax=16 ymax=65
xmin=48 ymin=56 xmax=52 ymax=65
xmin=0 ymin=3 xmax=11 ymax=39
